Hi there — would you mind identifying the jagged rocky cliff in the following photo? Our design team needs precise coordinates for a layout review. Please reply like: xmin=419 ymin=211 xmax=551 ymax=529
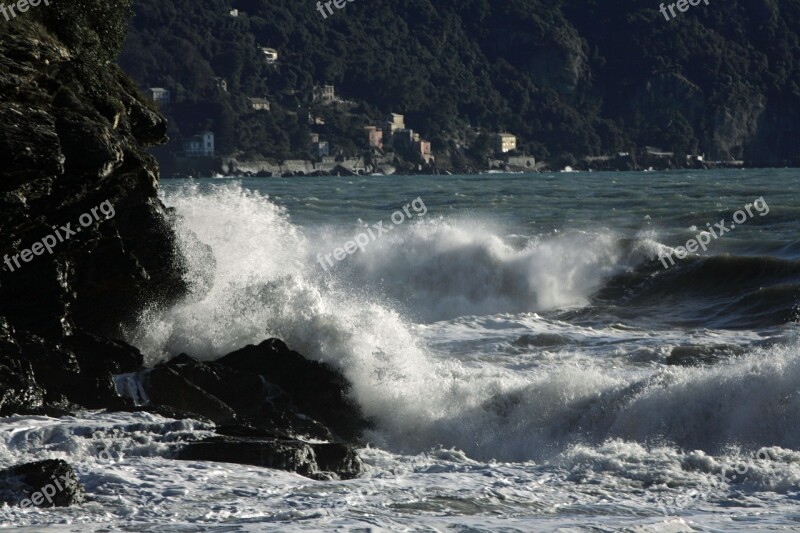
xmin=0 ymin=4 xmax=185 ymax=411
xmin=0 ymin=1 xmax=364 ymax=495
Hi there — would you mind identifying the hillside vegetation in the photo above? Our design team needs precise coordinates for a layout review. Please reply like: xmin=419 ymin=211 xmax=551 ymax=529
xmin=119 ymin=0 xmax=800 ymax=167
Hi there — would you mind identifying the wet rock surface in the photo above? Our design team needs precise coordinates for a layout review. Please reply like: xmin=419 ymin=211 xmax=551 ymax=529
xmin=176 ymin=437 xmax=362 ymax=481
xmin=0 ymin=460 xmax=85 ymax=508
xmin=0 ymin=9 xmax=366 ymax=482
xmin=136 ymin=339 xmax=369 ymax=479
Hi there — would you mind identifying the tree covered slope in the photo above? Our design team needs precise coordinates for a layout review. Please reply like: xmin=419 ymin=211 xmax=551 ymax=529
xmin=119 ymin=0 xmax=800 ymax=165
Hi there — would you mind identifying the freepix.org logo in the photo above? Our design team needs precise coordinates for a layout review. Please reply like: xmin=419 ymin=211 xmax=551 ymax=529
xmin=316 ymin=197 xmax=427 ymax=271
xmin=658 ymin=197 xmax=768 ymax=269
xmin=2 ymin=200 xmax=115 ymax=277
xmin=659 ymin=0 xmax=710 ymax=21
xmin=316 ymin=0 xmax=357 ymax=20
xmin=0 ymin=0 xmax=50 ymax=23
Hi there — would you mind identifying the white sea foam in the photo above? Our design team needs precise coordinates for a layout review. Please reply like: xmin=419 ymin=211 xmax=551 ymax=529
xmin=126 ymin=182 xmax=800 ymax=465
xmin=3 ymin=180 xmax=800 ymax=530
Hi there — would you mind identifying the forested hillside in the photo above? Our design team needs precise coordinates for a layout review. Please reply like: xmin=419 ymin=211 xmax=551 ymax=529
xmin=119 ymin=0 xmax=800 ymax=167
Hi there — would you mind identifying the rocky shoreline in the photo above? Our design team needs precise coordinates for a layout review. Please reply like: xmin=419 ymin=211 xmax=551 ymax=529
xmin=0 ymin=3 xmax=365 ymax=510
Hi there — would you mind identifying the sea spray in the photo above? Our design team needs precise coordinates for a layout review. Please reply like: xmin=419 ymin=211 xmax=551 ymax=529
xmin=127 ymin=182 xmax=800 ymax=464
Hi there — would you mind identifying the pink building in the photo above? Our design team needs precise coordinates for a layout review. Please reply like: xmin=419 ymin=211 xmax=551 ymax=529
xmin=415 ymin=140 xmax=434 ymax=164
xmin=364 ymin=126 xmax=384 ymax=149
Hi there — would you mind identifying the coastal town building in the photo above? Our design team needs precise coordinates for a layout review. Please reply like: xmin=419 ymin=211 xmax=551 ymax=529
xmin=364 ymin=126 xmax=384 ymax=149
xmin=147 ymin=87 xmax=170 ymax=105
xmin=183 ymin=132 xmax=215 ymax=157
xmin=386 ymin=113 xmax=405 ymax=133
xmin=644 ymin=146 xmax=674 ymax=158
xmin=311 ymin=141 xmax=330 ymax=158
xmin=261 ymin=47 xmax=279 ymax=64
xmin=309 ymin=133 xmax=320 ymax=144
xmin=214 ymin=77 xmax=228 ymax=92
xmin=415 ymin=140 xmax=434 ymax=164
xmin=313 ymin=84 xmax=336 ymax=104
xmin=393 ymin=128 xmax=415 ymax=146
xmin=493 ymin=133 xmax=517 ymax=154
xmin=506 ymin=155 xmax=536 ymax=169
xmin=310 ymin=113 xmax=325 ymax=125
xmin=229 ymin=9 xmax=239 ymax=17
xmin=392 ymin=127 xmax=433 ymax=163
xmin=247 ymin=97 xmax=271 ymax=111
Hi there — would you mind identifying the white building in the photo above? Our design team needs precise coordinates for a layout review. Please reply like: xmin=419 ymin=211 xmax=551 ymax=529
xmin=493 ymin=133 xmax=517 ymax=154
xmin=147 ymin=87 xmax=170 ymax=105
xmin=183 ymin=132 xmax=215 ymax=157
xmin=248 ymin=97 xmax=271 ymax=111
xmin=261 ymin=47 xmax=278 ymax=64
xmin=386 ymin=113 xmax=405 ymax=132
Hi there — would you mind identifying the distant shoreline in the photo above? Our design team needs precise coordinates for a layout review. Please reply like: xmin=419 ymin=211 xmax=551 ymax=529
xmin=164 ymin=164 xmax=796 ymax=180
xmin=161 ymin=167 xmax=800 ymax=181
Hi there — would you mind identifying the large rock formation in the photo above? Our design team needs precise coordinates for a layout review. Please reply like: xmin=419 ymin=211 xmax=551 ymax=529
xmin=129 ymin=339 xmax=369 ymax=479
xmin=0 ymin=4 xmax=186 ymax=418
xmin=0 ymin=2 xmax=365 ymax=485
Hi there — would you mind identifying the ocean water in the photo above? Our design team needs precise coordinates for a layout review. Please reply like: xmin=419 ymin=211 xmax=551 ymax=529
xmin=3 ymin=169 xmax=800 ymax=531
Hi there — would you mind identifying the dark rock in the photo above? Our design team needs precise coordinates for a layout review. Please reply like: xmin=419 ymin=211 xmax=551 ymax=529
xmin=0 ymin=12 xmax=185 ymax=341
xmin=65 ymin=330 xmax=144 ymax=376
xmin=312 ymin=443 xmax=363 ymax=480
xmin=253 ymin=399 xmax=334 ymax=441
xmin=0 ymin=318 xmax=133 ymax=412
xmin=0 ymin=5 xmax=188 ymax=417
xmin=165 ymin=352 xmax=335 ymax=440
xmin=0 ymin=460 xmax=85 ymax=508
xmin=216 ymin=339 xmax=368 ymax=441
xmin=135 ymin=341 xmax=368 ymax=442
xmin=143 ymin=366 xmax=237 ymax=424
xmin=176 ymin=436 xmax=362 ymax=480
xmin=160 ymin=353 xmax=269 ymax=415
xmin=215 ymin=423 xmax=289 ymax=440
xmin=0 ymin=356 xmax=45 ymax=416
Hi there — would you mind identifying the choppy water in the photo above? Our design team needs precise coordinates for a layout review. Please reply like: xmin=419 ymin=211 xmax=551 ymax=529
xmin=3 ymin=169 xmax=800 ymax=531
